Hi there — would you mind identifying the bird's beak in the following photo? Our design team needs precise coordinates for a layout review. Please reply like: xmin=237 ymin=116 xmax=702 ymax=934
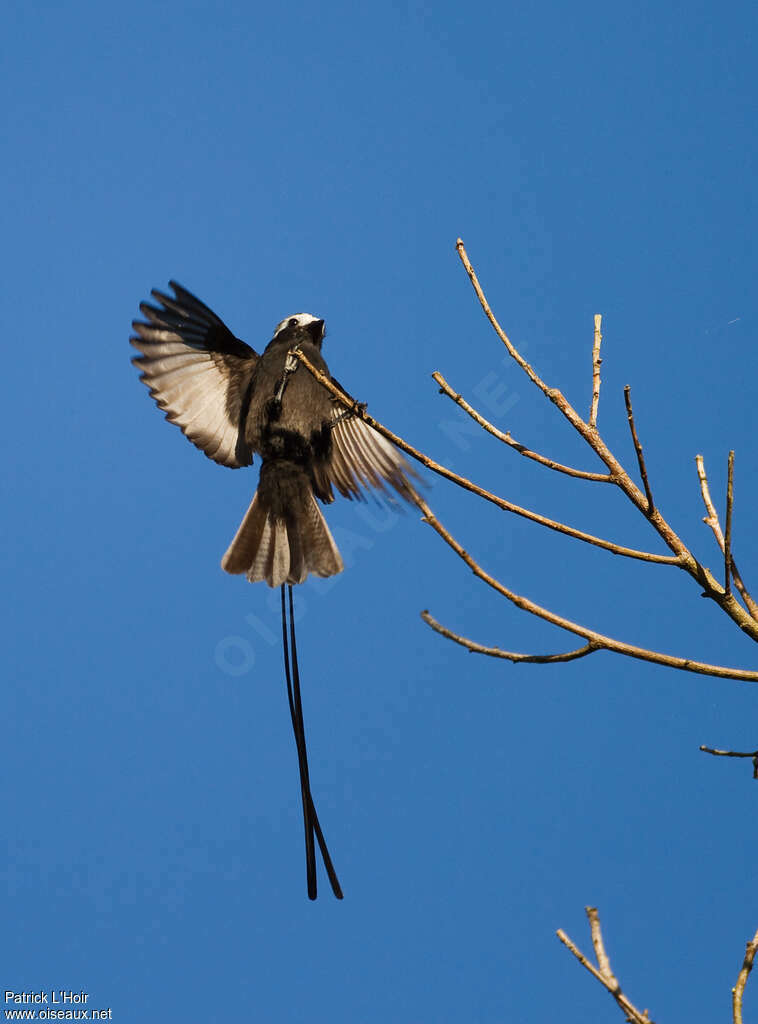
xmin=309 ymin=319 xmax=325 ymax=343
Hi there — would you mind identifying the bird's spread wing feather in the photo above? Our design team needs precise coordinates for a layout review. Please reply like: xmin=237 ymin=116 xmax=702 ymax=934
xmin=325 ymin=391 xmax=421 ymax=504
xmin=130 ymin=282 xmax=258 ymax=468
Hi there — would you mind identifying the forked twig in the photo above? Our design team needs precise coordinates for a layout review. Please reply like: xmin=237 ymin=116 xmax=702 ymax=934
xmin=695 ymin=455 xmax=758 ymax=620
xmin=557 ymin=907 xmax=654 ymax=1024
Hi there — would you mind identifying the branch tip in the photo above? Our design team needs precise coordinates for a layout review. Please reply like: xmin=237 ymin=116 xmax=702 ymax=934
xmin=725 ymin=450 xmax=735 ymax=597
xmin=589 ymin=314 xmax=603 ymax=428
xmin=623 ymin=386 xmax=654 ymax=512
xmin=733 ymin=928 xmax=758 ymax=1024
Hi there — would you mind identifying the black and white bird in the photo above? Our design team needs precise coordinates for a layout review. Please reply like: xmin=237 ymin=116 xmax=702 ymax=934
xmin=130 ymin=282 xmax=419 ymax=585
xmin=130 ymin=282 xmax=419 ymax=901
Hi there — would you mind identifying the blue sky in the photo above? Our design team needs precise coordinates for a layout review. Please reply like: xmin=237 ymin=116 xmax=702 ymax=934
xmin=3 ymin=0 xmax=758 ymax=1020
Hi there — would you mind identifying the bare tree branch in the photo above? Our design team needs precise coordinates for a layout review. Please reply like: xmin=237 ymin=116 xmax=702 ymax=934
xmin=433 ymin=371 xmax=612 ymax=481
xmin=420 ymin=610 xmax=599 ymax=663
xmin=557 ymin=907 xmax=654 ymax=1024
xmin=733 ymin=928 xmax=758 ymax=1024
xmin=624 ymin=386 xmax=654 ymax=513
xmin=589 ymin=313 xmax=602 ymax=429
xmin=454 ymin=239 xmax=758 ymax=640
xmin=417 ymin=496 xmax=758 ymax=680
xmin=294 ymin=243 xmax=758 ymax=670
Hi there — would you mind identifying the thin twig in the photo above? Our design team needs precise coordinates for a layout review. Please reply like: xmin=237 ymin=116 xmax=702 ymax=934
xmin=433 ymin=371 xmax=612 ymax=482
xmin=587 ymin=907 xmax=617 ymax=986
xmin=589 ymin=314 xmax=602 ymax=428
xmin=456 ymin=238 xmax=552 ymax=396
xmin=294 ymin=349 xmax=680 ymax=566
xmin=696 ymin=456 xmax=758 ymax=620
xmin=557 ymin=908 xmax=654 ymax=1024
xmin=556 ymin=930 xmax=614 ymax=993
xmin=725 ymin=450 xmax=735 ymax=597
xmin=696 ymin=454 xmax=725 ymax=547
xmin=700 ymin=745 xmax=758 ymax=758
xmin=420 ymin=611 xmax=599 ymax=663
xmin=417 ymin=495 xmax=758 ymax=680
xmin=700 ymin=745 xmax=758 ymax=779
xmin=624 ymin=386 xmax=654 ymax=513
xmin=733 ymin=928 xmax=758 ymax=1024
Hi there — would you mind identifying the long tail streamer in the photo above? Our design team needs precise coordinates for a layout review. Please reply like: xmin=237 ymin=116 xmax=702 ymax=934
xmin=281 ymin=584 xmax=343 ymax=900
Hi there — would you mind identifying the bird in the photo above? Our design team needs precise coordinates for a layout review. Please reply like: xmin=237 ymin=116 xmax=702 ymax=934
xmin=130 ymin=283 xmax=419 ymax=586
xmin=130 ymin=281 xmax=420 ymax=900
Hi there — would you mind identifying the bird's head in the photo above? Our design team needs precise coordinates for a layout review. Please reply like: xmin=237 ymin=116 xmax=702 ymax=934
xmin=271 ymin=313 xmax=325 ymax=348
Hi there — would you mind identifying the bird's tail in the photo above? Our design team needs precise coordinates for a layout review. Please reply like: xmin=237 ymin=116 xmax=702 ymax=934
xmin=221 ymin=460 xmax=344 ymax=587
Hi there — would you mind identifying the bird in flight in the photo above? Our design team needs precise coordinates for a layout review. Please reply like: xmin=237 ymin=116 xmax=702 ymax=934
xmin=131 ymin=282 xmax=419 ymax=899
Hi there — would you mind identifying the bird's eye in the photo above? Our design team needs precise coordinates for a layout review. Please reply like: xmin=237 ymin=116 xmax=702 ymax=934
xmin=288 ymin=318 xmax=298 ymax=328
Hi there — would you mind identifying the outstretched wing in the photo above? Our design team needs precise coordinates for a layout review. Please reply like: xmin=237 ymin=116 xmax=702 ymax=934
xmin=323 ymin=382 xmax=421 ymax=504
xmin=130 ymin=282 xmax=258 ymax=468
